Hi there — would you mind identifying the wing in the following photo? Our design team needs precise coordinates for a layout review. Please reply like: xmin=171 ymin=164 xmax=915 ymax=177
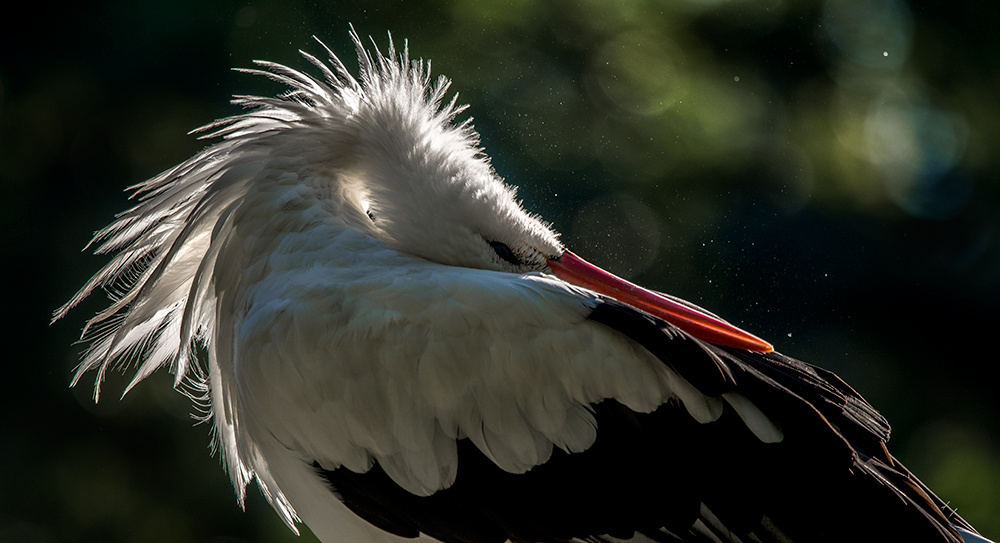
xmin=588 ymin=299 xmax=973 ymax=542
xmin=231 ymin=261 xmax=975 ymax=543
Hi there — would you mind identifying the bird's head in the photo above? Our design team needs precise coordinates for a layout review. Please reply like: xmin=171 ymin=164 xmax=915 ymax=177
xmin=314 ymin=37 xmax=767 ymax=352
xmin=339 ymin=52 xmax=563 ymax=274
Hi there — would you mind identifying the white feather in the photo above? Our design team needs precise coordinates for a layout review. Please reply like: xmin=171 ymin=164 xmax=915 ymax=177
xmin=724 ymin=392 xmax=784 ymax=443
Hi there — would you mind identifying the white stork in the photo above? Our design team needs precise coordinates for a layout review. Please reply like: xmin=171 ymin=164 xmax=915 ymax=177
xmin=55 ymin=30 xmax=993 ymax=543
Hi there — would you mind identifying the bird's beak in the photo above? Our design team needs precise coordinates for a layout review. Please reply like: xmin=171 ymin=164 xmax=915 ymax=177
xmin=546 ymin=250 xmax=773 ymax=352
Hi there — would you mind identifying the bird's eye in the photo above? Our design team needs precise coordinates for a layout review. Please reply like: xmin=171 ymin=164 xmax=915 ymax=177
xmin=488 ymin=240 xmax=522 ymax=266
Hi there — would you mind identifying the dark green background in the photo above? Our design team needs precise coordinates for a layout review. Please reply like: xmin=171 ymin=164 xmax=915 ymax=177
xmin=3 ymin=1 xmax=998 ymax=541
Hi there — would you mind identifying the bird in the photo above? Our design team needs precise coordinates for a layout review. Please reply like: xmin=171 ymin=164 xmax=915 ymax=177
xmin=55 ymin=29 xmax=994 ymax=543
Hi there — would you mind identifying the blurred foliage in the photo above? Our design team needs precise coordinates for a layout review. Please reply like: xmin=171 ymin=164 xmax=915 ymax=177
xmin=2 ymin=0 xmax=998 ymax=541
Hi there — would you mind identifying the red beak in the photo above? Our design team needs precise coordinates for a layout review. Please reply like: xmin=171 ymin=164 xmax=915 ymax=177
xmin=546 ymin=250 xmax=773 ymax=353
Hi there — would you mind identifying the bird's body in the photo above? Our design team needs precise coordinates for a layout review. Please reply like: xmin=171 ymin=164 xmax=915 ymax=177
xmin=57 ymin=31 xmax=992 ymax=543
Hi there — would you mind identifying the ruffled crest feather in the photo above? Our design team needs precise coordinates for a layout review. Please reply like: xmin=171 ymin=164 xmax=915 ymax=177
xmin=54 ymin=28 xmax=470 ymax=403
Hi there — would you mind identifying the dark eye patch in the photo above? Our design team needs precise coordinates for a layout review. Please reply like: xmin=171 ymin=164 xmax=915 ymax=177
xmin=488 ymin=240 xmax=522 ymax=266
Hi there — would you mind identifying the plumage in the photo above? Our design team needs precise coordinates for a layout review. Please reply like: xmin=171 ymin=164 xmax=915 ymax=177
xmin=55 ymin=29 xmax=992 ymax=543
